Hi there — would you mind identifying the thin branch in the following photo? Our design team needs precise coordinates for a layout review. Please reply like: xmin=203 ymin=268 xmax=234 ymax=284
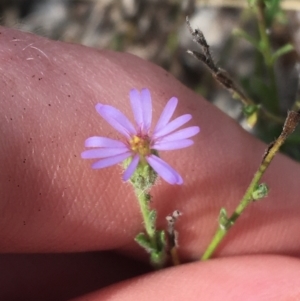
xmin=201 ymin=110 xmax=300 ymax=260
xmin=185 ymin=16 xmax=285 ymax=124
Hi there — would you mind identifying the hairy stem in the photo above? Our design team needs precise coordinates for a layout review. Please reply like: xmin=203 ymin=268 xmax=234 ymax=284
xmin=135 ymin=188 xmax=157 ymax=248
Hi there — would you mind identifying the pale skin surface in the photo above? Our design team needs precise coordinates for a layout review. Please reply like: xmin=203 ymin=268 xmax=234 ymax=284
xmin=0 ymin=26 xmax=300 ymax=300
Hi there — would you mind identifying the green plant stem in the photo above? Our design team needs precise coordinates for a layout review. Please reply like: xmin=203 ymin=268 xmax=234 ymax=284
xmin=257 ymin=1 xmax=272 ymax=64
xmin=201 ymin=111 xmax=300 ymax=260
xmin=201 ymin=168 xmax=266 ymax=260
xmin=256 ymin=0 xmax=280 ymax=114
xmin=135 ymin=188 xmax=157 ymax=248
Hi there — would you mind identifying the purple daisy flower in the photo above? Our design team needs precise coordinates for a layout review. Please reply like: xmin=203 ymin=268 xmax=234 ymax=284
xmin=81 ymin=88 xmax=200 ymax=185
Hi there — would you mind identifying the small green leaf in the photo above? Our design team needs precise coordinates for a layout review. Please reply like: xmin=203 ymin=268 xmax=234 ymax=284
xmin=243 ymin=104 xmax=260 ymax=117
xmin=135 ymin=233 xmax=154 ymax=253
xmin=219 ymin=208 xmax=232 ymax=230
xmin=271 ymin=44 xmax=294 ymax=64
xmin=243 ymin=104 xmax=260 ymax=128
xmin=252 ymin=183 xmax=269 ymax=200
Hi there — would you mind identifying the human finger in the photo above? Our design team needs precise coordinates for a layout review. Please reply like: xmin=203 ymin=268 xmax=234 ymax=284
xmin=70 ymin=255 xmax=300 ymax=301
xmin=0 ymin=26 xmax=299 ymax=260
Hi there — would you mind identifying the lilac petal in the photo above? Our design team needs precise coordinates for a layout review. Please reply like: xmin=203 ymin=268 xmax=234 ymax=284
xmin=153 ymin=139 xmax=194 ymax=151
xmin=146 ymin=155 xmax=183 ymax=185
xmin=81 ymin=147 xmax=129 ymax=159
xmin=91 ymin=152 xmax=132 ymax=169
xmin=140 ymin=88 xmax=152 ymax=134
xmin=130 ymin=89 xmax=143 ymax=129
xmin=85 ymin=136 xmax=127 ymax=148
xmin=123 ymin=154 xmax=140 ymax=181
xmin=155 ymin=126 xmax=200 ymax=143
xmin=153 ymin=97 xmax=178 ymax=134
xmin=96 ymin=104 xmax=137 ymax=139
xmin=153 ymin=114 xmax=192 ymax=139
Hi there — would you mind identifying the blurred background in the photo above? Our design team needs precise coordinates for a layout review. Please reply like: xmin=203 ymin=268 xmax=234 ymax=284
xmin=1 ymin=0 xmax=300 ymax=158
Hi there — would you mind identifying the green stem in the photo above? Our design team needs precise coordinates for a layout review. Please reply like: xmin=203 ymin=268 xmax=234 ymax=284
xmin=256 ymin=0 xmax=280 ymax=114
xmin=135 ymin=188 xmax=157 ymax=248
xmin=201 ymin=111 xmax=300 ymax=260
xmin=201 ymin=169 xmax=265 ymax=260
xmin=257 ymin=1 xmax=272 ymax=64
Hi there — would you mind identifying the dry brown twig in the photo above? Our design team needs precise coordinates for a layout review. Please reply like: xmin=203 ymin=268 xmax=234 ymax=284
xmin=185 ymin=16 xmax=285 ymax=124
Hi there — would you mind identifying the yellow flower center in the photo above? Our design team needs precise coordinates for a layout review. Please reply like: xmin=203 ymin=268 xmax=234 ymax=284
xmin=129 ymin=135 xmax=151 ymax=157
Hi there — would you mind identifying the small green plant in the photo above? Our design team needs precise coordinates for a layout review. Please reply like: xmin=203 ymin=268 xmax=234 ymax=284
xmin=80 ymin=0 xmax=300 ymax=266
xmin=81 ymin=88 xmax=199 ymax=266
xmin=185 ymin=0 xmax=300 ymax=260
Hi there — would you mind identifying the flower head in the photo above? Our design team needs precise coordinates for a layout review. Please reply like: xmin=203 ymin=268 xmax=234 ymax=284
xmin=81 ymin=88 xmax=200 ymax=185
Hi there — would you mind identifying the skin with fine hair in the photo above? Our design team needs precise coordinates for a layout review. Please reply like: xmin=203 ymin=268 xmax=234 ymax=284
xmin=0 ymin=26 xmax=300 ymax=300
